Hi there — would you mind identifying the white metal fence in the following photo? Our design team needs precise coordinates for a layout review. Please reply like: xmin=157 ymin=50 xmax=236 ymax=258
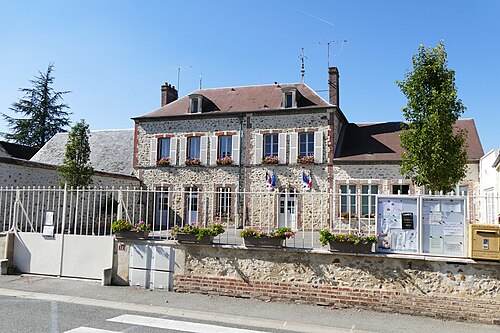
xmin=1 ymin=186 xmax=498 ymax=249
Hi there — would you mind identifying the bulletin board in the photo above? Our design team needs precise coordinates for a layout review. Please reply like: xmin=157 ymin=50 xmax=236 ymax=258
xmin=421 ymin=197 xmax=466 ymax=257
xmin=376 ymin=196 xmax=419 ymax=254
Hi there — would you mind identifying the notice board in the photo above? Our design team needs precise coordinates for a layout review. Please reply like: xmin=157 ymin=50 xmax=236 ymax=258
xmin=422 ymin=197 xmax=466 ymax=257
xmin=377 ymin=196 xmax=419 ymax=254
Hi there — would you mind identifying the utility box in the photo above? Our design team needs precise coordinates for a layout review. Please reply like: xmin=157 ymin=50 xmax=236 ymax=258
xmin=469 ymin=224 xmax=500 ymax=261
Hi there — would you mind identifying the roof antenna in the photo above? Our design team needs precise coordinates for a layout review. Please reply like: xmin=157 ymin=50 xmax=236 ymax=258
xmin=299 ymin=47 xmax=307 ymax=83
xmin=317 ymin=40 xmax=347 ymax=67
xmin=199 ymin=73 xmax=202 ymax=90
xmin=176 ymin=65 xmax=192 ymax=92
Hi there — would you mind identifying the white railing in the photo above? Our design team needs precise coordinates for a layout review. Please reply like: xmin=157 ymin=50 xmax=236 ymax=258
xmin=1 ymin=186 xmax=498 ymax=249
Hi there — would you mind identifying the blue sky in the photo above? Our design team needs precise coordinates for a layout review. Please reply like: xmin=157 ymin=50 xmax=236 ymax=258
xmin=0 ymin=1 xmax=498 ymax=153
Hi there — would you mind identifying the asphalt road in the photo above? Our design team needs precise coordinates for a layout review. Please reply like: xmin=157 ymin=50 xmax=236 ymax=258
xmin=0 ymin=275 xmax=498 ymax=333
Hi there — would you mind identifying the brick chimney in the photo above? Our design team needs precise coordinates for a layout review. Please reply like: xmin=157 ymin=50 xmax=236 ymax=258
xmin=161 ymin=82 xmax=178 ymax=107
xmin=328 ymin=67 xmax=339 ymax=107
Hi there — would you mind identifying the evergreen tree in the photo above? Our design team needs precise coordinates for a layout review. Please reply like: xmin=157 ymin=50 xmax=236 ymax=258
xmin=2 ymin=63 xmax=71 ymax=148
xmin=397 ymin=41 xmax=468 ymax=193
xmin=58 ymin=119 xmax=93 ymax=188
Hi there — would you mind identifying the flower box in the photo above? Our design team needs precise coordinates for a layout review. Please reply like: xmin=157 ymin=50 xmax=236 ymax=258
xmin=156 ymin=158 xmax=171 ymax=166
xmin=185 ymin=158 xmax=201 ymax=166
xmin=328 ymin=241 xmax=373 ymax=254
xmin=216 ymin=156 xmax=233 ymax=165
xmin=176 ymin=233 xmax=214 ymax=245
xmin=297 ymin=155 xmax=315 ymax=164
xmin=243 ymin=237 xmax=284 ymax=248
xmin=262 ymin=156 xmax=279 ymax=164
xmin=114 ymin=230 xmax=149 ymax=240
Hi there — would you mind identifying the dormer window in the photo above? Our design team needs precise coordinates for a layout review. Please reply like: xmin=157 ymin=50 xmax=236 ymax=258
xmin=281 ymin=87 xmax=297 ymax=108
xmin=189 ymin=94 xmax=203 ymax=114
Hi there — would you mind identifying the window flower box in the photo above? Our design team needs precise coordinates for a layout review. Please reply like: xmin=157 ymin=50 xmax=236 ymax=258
xmin=319 ymin=229 xmax=377 ymax=253
xmin=156 ymin=157 xmax=171 ymax=166
xmin=297 ymin=155 xmax=314 ymax=164
xmin=216 ymin=156 xmax=233 ymax=165
xmin=340 ymin=212 xmax=357 ymax=220
xmin=240 ymin=227 xmax=295 ymax=248
xmin=171 ymin=223 xmax=225 ymax=244
xmin=112 ymin=219 xmax=151 ymax=240
xmin=185 ymin=158 xmax=201 ymax=166
xmin=262 ymin=156 xmax=279 ymax=164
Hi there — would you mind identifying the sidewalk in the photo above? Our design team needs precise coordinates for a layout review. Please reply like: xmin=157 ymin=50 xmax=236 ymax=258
xmin=0 ymin=274 xmax=498 ymax=333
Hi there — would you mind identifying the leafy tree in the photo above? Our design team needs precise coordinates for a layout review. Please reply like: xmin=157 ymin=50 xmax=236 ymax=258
xmin=58 ymin=119 xmax=93 ymax=188
xmin=2 ymin=63 xmax=71 ymax=148
xmin=397 ymin=41 xmax=468 ymax=193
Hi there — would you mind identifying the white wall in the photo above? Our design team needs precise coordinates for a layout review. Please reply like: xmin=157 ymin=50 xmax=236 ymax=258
xmin=479 ymin=149 xmax=500 ymax=224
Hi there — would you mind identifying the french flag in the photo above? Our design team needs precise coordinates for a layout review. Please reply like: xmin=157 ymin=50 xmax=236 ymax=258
xmin=266 ymin=171 xmax=273 ymax=190
xmin=302 ymin=171 xmax=312 ymax=191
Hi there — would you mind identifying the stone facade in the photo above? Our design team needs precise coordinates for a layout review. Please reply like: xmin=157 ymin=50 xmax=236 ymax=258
xmin=174 ymin=244 xmax=500 ymax=324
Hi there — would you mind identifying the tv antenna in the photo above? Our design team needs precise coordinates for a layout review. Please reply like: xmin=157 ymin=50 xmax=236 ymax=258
xmin=176 ymin=65 xmax=192 ymax=92
xmin=317 ymin=40 xmax=347 ymax=67
xmin=199 ymin=73 xmax=202 ymax=90
xmin=299 ymin=48 xmax=307 ymax=83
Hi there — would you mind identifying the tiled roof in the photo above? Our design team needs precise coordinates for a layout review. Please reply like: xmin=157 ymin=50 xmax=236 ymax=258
xmin=0 ymin=141 xmax=39 ymax=160
xmin=30 ymin=129 xmax=135 ymax=175
xmin=135 ymin=83 xmax=331 ymax=119
xmin=334 ymin=119 xmax=483 ymax=162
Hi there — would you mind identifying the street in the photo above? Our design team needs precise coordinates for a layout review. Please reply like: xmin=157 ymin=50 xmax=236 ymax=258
xmin=0 ymin=275 xmax=498 ymax=333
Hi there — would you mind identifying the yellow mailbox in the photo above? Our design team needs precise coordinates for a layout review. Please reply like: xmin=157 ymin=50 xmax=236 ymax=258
xmin=469 ymin=224 xmax=500 ymax=261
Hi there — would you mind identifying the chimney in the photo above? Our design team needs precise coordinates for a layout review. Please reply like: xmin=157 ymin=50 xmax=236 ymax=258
xmin=328 ymin=67 xmax=339 ymax=107
xmin=161 ymin=82 xmax=178 ymax=107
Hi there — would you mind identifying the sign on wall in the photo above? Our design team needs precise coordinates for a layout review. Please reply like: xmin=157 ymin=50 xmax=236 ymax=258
xmin=377 ymin=196 xmax=419 ymax=254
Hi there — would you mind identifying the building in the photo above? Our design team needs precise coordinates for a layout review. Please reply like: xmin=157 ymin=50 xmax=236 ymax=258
xmin=132 ymin=68 xmax=483 ymax=229
xmin=479 ymin=149 xmax=500 ymax=224
xmin=0 ymin=141 xmax=39 ymax=160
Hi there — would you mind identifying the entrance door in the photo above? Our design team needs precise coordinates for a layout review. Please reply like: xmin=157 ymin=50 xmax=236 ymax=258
xmin=185 ymin=188 xmax=199 ymax=224
xmin=279 ymin=192 xmax=297 ymax=229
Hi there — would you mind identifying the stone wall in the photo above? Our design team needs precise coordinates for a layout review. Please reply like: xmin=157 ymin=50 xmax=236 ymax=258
xmin=174 ymin=245 xmax=500 ymax=324
xmin=0 ymin=158 xmax=140 ymax=189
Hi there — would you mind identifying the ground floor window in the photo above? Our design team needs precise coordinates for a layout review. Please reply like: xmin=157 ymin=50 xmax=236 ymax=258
xmin=216 ymin=187 xmax=232 ymax=219
xmin=392 ymin=184 xmax=410 ymax=195
xmin=361 ymin=185 xmax=378 ymax=217
xmin=185 ymin=187 xmax=199 ymax=224
xmin=340 ymin=185 xmax=356 ymax=217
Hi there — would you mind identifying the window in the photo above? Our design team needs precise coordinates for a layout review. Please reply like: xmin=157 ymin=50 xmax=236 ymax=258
xmin=157 ymin=138 xmax=170 ymax=160
xmin=185 ymin=186 xmax=199 ymax=224
xmin=264 ymin=134 xmax=278 ymax=157
xmin=191 ymin=99 xmax=199 ymax=113
xmin=218 ymin=136 xmax=232 ymax=158
xmin=392 ymin=184 xmax=410 ymax=195
xmin=361 ymin=185 xmax=378 ymax=217
xmin=340 ymin=185 xmax=356 ymax=216
xmin=285 ymin=93 xmax=293 ymax=108
xmin=216 ymin=187 xmax=232 ymax=218
xmin=187 ymin=136 xmax=201 ymax=159
xmin=299 ymin=133 xmax=314 ymax=157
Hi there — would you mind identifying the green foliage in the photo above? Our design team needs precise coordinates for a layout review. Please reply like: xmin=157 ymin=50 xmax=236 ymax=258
xmin=171 ymin=223 xmax=225 ymax=241
xmin=396 ymin=41 xmax=468 ymax=192
xmin=57 ymin=119 xmax=94 ymax=187
xmin=133 ymin=220 xmax=151 ymax=232
xmin=319 ymin=229 xmax=377 ymax=246
xmin=240 ymin=227 xmax=295 ymax=239
xmin=112 ymin=219 xmax=133 ymax=232
xmin=2 ymin=64 xmax=71 ymax=148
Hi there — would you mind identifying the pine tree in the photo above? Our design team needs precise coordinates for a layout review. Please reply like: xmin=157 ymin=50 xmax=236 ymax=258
xmin=58 ymin=119 xmax=93 ymax=188
xmin=397 ymin=41 xmax=468 ymax=192
xmin=2 ymin=63 xmax=71 ymax=148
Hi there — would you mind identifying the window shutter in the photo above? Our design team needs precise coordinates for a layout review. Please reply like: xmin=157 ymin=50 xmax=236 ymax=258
xmin=179 ymin=137 xmax=187 ymax=165
xmin=289 ymin=132 xmax=298 ymax=164
xmin=209 ymin=135 xmax=218 ymax=166
xmin=170 ymin=137 xmax=177 ymax=166
xmin=232 ymin=132 xmax=240 ymax=165
xmin=200 ymin=136 xmax=208 ymax=165
xmin=314 ymin=131 xmax=324 ymax=163
xmin=278 ymin=133 xmax=287 ymax=164
xmin=150 ymin=138 xmax=158 ymax=166
xmin=254 ymin=133 xmax=263 ymax=164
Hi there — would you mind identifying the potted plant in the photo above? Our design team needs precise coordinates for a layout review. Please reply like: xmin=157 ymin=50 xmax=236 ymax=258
xmin=112 ymin=219 xmax=150 ymax=240
xmin=156 ymin=157 xmax=171 ymax=166
xmin=185 ymin=158 xmax=201 ymax=166
xmin=340 ymin=212 xmax=357 ymax=220
xmin=262 ymin=156 xmax=279 ymax=164
xmin=240 ymin=227 xmax=296 ymax=248
xmin=216 ymin=156 xmax=233 ymax=165
xmin=297 ymin=155 xmax=314 ymax=164
xmin=319 ymin=229 xmax=377 ymax=253
xmin=171 ymin=222 xmax=225 ymax=244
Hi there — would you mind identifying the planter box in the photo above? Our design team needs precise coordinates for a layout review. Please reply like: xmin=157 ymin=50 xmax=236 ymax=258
xmin=243 ymin=237 xmax=284 ymax=248
xmin=328 ymin=241 xmax=373 ymax=254
xmin=114 ymin=231 xmax=149 ymax=240
xmin=176 ymin=233 xmax=214 ymax=245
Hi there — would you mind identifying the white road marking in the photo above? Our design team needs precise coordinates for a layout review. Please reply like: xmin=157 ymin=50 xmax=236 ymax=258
xmin=108 ymin=314 xmax=271 ymax=333
xmin=65 ymin=327 xmax=120 ymax=333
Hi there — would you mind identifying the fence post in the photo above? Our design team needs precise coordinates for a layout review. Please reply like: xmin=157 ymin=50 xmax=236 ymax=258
xmin=116 ymin=189 xmax=123 ymax=221
xmin=59 ymin=183 xmax=68 ymax=277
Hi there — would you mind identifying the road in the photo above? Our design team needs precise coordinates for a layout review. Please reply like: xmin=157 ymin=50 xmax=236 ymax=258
xmin=0 ymin=275 xmax=498 ymax=333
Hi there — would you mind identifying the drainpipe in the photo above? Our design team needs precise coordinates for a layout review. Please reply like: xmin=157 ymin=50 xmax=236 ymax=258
xmin=238 ymin=114 xmax=244 ymax=228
